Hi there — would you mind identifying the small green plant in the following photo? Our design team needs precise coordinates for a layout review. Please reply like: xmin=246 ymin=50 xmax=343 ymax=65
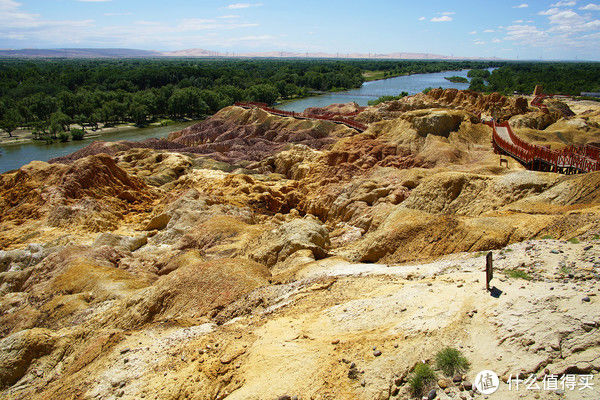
xmin=58 ymin=131 xmax=69 ymax=142
xmin=560 ymin=265 xmax=572 ymax=275
xmin=541 ymin=235 xmax=553 ymax=240
xmin=435 ymin=347 xmax=470 ymax=376
xmin=567 ymin=237 xmax=580 ymax=244
xmin=71 ymin=128 xmax=85 ymax=140
xmin=593 ymin=234 xmax=600 ymax=240
xmin=506 ymin=269 xmax=533 ymax=280
xmin=408 ymin=363 xmax=437 ymax=397
xmin=367 ymin=92 xmax=409 ymax=106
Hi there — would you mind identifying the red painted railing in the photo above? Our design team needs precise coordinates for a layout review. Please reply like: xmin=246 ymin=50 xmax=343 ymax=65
xmin=488 ymin=119 xmax=600 ymax=173
xmin=234 ymin=102 xmax=368 ymax=132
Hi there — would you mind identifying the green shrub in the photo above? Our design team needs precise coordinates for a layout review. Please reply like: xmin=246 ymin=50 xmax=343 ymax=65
xmin=567 ymin=237 xmax=580 ymax=244
xmin=71 ymin=128 xmax=85 ymax=140
xmin=58 ymin=132 xmax=69 ymax=142
xmin=435 ymin=347 xmax=470 ymax=376
xmin=408 ymin=363 xmax=437 ymax=397
xmin=367 ymin=92 xmax=408 ymax=106
xmin=541 ymin=235 xmax=553 ymax=240
xmin=506 ymin=269 xmax=533 ymax=280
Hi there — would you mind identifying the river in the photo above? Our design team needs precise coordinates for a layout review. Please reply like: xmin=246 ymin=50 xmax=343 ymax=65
xmin=0 ymin=69 xmax=478 ymax=173
xmin=277 ymin=68 xmax=473 ymax=112
xmin=0 ymin=122 xmax=195 ymax=174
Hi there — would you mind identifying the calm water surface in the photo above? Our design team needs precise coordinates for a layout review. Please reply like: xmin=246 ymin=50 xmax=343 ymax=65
xmin=0 ymin=122 xmax=195 ymax=173
xmin=277 ymin=69 xmax=476 ymax=112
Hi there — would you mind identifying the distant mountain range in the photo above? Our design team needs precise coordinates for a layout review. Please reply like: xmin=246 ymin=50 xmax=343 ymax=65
xmin=0 ymin=48 xmax=498 ymax=60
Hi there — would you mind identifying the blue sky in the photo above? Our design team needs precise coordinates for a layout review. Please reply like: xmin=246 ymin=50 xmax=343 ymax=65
xmin=0 ymin=0 xmax=599 ymax=60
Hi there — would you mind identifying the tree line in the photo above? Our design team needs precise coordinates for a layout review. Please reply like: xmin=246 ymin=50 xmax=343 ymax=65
xmin=0 ymin=59 xmax=364 ymax=138
xmin=468 ymin=63 xmax=600 ymax=95
xmin=0 ymin=59 xmax=506 ymax=139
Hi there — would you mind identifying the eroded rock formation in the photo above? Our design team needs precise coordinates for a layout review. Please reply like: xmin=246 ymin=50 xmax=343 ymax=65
xmin=2 ymin=91 xmax=600 ymax=399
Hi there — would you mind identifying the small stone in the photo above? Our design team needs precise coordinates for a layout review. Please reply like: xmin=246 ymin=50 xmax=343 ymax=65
xmin=276 ymin=396 xmax=291 ymax=400
xmin=392 ymin=387 xmax=399 ymax=396
xmin=551 ymin=250 xmax=560 ymax=254
xmin=394 ymin=377 xmax=402 ymax=386
xmin=438 ymin=378 xmax=450 ymax=389
xmin=116 ymin=390 xmax=124 ymax=398
xmin=373 ymin=350 xmax=382 ymax=357
xmin=331 ymin=339 xmax=340 ymax=345
xmin=123 ymin=358 xmax=129 ymax=364
xmin=361 ymin=380 xmax=366 ymax=387
xmin=428 ymin=389 xmax=437 ymax=400
xmin=350 ymin=362 xmax=356 ymax=369
xmin=120 ymin=348 xmax=130 ymax=354
xmin=453 ymin=374 xmax=463 ymax=383
xmin=462 ymin=381 xmax=472 ymax=390
xmin=583 ymin=296 xmax=591 ymax=302
xmin=584 ymin=245 xmax=593 ymax=251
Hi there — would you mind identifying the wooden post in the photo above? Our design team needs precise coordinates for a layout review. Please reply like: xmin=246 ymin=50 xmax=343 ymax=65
xmin=486 ymin=252 xmax=493 ymax=291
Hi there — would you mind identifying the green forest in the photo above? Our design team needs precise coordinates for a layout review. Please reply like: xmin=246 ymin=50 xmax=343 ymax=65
xmin=0 ymin=59 xmax=501 ymax=139
xmin=469 ymin=63 xmax=600 ymax=95
xmin=0 ymin=59 xmax=364 ymax=138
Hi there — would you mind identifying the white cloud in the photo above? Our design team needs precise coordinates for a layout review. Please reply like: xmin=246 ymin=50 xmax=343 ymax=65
xmin=441 ymin=11 xmax=455 ymax=15
xmin=492 ymin=38 xmax=502 ymax=43
xmin=418 ymin=16 xmax=425 ymax=21
xmin=0 ymin=0 xmax=264 ymax=49
xmin=226 ymin=2 xmax=262 ymax=9
xmin=484 ymin=29 xmax=495 ymax=33
xmin=227 ymin=3 xmax=250 ymax=9
xmin=514 ymin=19 xmax=524 ymax=23
xmin=580 ymin=3 xmax=600 ymax=10
xmin=551 ymin=1 xmax=576 ymax=6
xmin=0 ymin=0 xmax=21 ymax=8
xmin=104 ymin=12 xmax=132 ymax=16
xmin=237 ymin=35 xmax=273 ymax=41
xmin=219 ymin=14 xmax=240 ymax=19
xmin=539 ymin=8 xmax=560 ymax=15
xmin=474 ymin=40 xmax=486 ymax=45
xmin=505 ymin=24 xmax=547 ymax=44
xmin=469 ymin=30 xmax=477 ymax=34
xmin=178 ymin=18 xmax=258 ymax=31
xmin=543 ymin=9 xmax=600 ymax=32
xmin=431 ymin=16 xmax=452 ymax=22
xmin=513 ymin=3 xmax=529 ymax=8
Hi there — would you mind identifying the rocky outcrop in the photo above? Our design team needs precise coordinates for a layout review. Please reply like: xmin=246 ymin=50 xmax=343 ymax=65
xmin=250 ymin=217 xmax=330 ymax=267
xmin=2 ymin=93 xmax=600 ymax=399
xmin=509 ymin=111 xmax=558 ymax=130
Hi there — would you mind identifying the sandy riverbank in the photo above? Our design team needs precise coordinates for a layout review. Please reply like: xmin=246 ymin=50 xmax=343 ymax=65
xmin=0 ymin=121 xmax=178 ymax=147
